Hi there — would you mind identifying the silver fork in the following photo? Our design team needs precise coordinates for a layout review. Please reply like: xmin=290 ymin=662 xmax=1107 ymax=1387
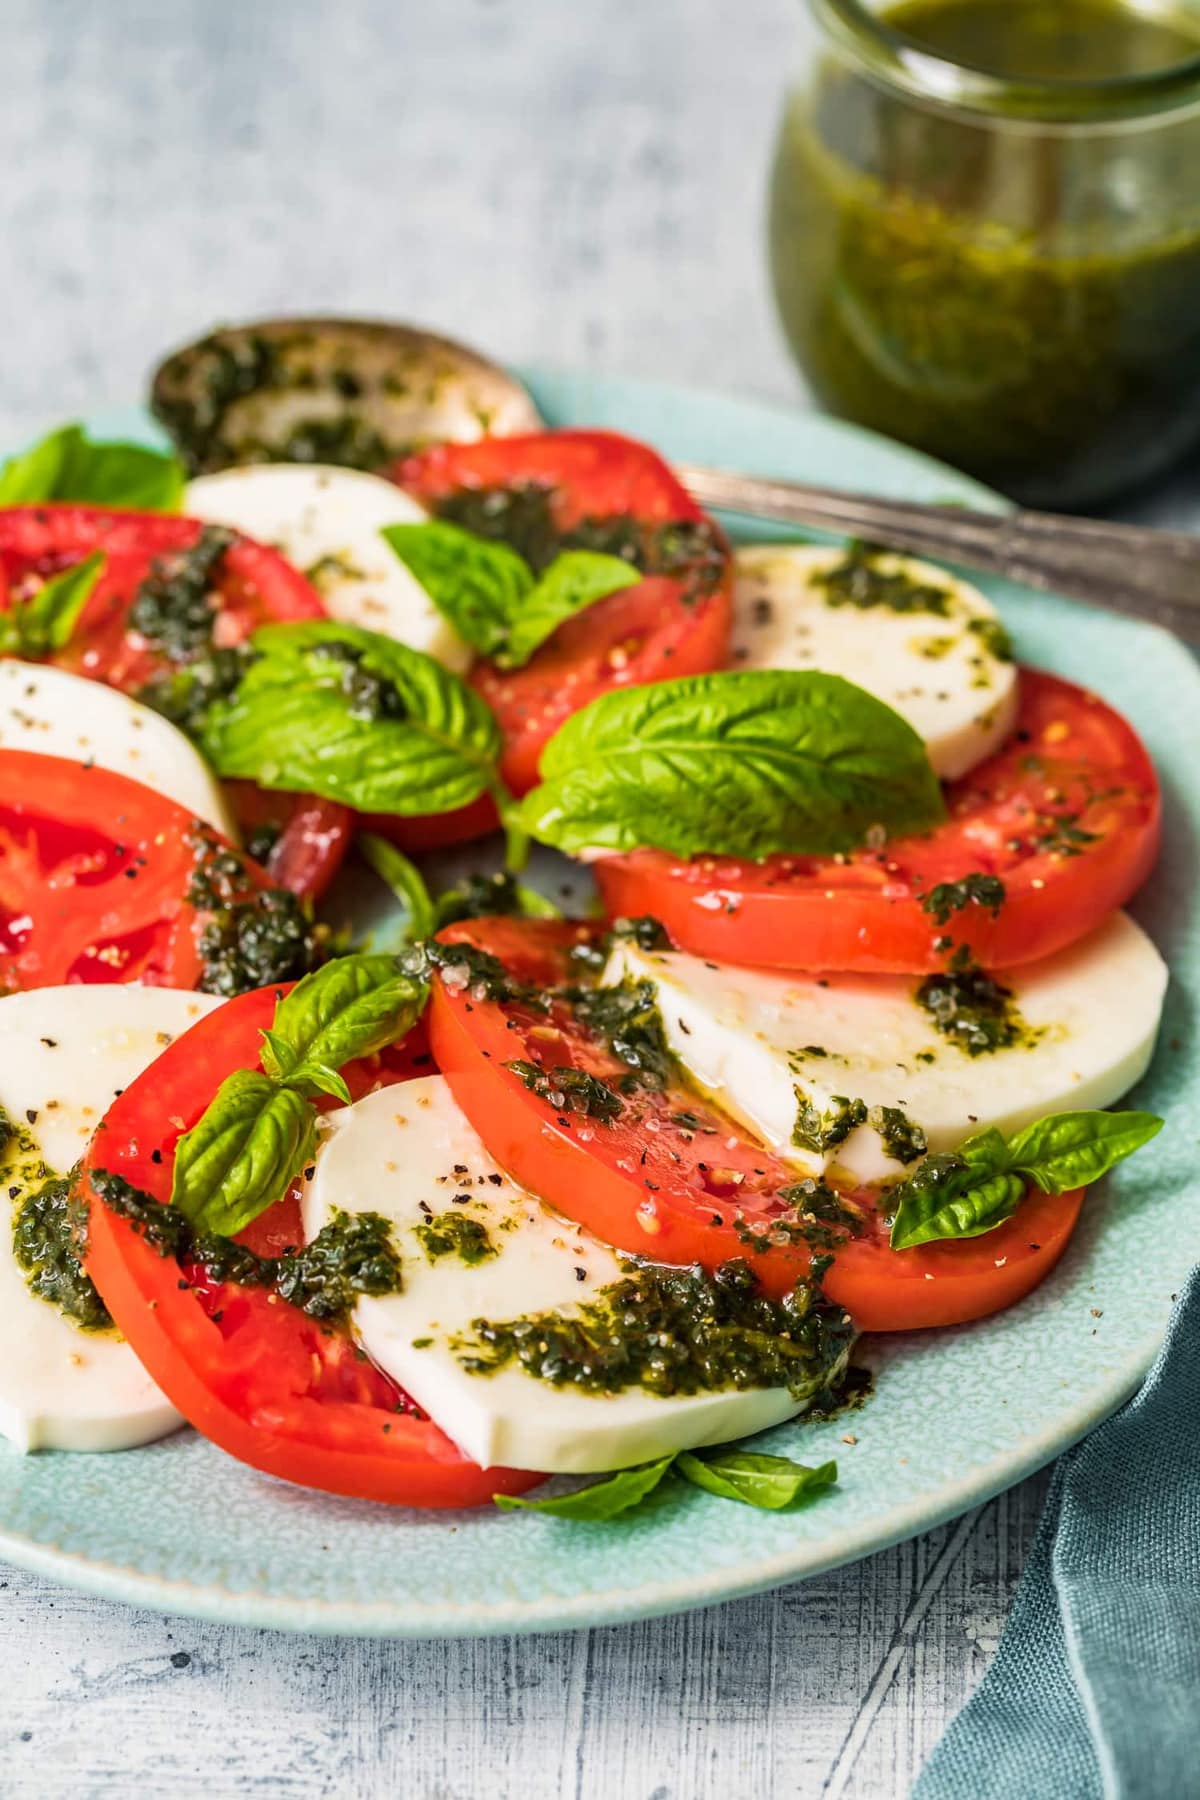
xmin=677 ymin=463 xmax=1200 ymax=636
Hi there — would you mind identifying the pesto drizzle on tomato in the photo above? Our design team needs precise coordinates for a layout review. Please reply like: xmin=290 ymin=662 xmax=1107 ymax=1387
xmin=433 ymin=480 xmax=726 ymax=601
xmin=185 ymin=827 xmax=323 ymax=997
xmin=89 ymin=1169 xmax=402 ymax=1326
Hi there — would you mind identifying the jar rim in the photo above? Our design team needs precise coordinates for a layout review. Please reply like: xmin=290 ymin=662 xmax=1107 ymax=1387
xmin=808 ymin=0 xmax=1200 ymax=121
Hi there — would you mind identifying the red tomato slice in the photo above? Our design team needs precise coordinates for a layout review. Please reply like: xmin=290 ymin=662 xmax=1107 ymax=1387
xmin=595 ymin=669 xmax=1160 ymax=974
xmin=225 ymin=781 xmax=352 ymax=904
xmin=0 ymin=505 xmax=349 ymax=901
xmin=77 ymin=984 xmax=540 ymax=1508
xmin=426 ymin=918 xmax=1082 ymax=1331
xmin=396 ymin=430 xmax=733 ymax=798
xmin=0 ymin=750 xmax=314 ymax=995
xmin=359 ymin=792 xmax=500 ymax=855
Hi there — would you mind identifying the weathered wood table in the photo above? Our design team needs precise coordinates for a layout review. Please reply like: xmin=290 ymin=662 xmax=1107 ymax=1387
xmin=0 ymin=2 xmax=1191 ymax=1792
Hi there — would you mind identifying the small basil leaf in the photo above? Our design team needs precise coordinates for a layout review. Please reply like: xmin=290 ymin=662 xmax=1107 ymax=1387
xmin=358 ymin=834 xmax=437 ymax=943
xmin=16 ymin=551 xmax=106 ymax=652
xmin=200 ymin=621 xmax=504 ymax=817
xmin=494 ymin=1455 xmax=676 ymax=1520
xmin=261 ymin=952 xmax=427 ymax=1095
xmin=382 ymin=521 xmax=532 ymax=661
xmin=0 ymin=424 xmax=75 ymax=502
xmin=169 ymin=1070 xmax=316 ymax=1236
xmin=955 ymin=1125 xmax=1012 ymax=1174
xmin=675 ymin=1451 xmax=838 ymax=1511
xmin=0 ymin=423 xmax=184 ymax=510
xmin=520 ymin=669 xmax=946 ymax=860
xmin=288 ymin=1061 xmax=353 ymax=1106
xmin=495 ymin=551 xmax=640 ymax=669
xmin=890 ymin=1166 xmax=1026 ymax=1251
xmin=1007 ymin=1109 xmax=1164 ymax=1195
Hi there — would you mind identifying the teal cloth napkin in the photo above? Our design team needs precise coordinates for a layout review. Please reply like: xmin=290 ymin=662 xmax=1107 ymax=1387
xmin=916 ymin=1265 xmax=1200 ymax=1800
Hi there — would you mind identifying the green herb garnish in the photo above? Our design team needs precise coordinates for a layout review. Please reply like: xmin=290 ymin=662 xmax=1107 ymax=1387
xmin=889 ymin=1110 xmax=1164 ymax=1250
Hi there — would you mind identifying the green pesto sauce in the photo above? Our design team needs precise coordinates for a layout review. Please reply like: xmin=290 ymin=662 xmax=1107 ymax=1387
xmin=12 ymin=1173 xmax=112 ymax=1332
xmin=405 ymin=938 xmax=547 ymax=1010
xmin=303 ymin=638 xmax=409 ymax=723
xmin=920 ymin=872 xmax=1007 ymax=928
xmin=415 ymin=1210 xmax=497 ymax=1266
xmin=916 ymin=965 xmax=1038 ymax=1056
xmin=967 ymin=617 xmax=1015 ymax=664
xmin=433 ymin=481 xmax=726 ymax=601
xmin=738 ymin=1177 xmax=867 ymax=1254
xmin=152 ymin=330 xmax=406 ymax=476
xmin=89 ymin=1170 xmax=402 ymax=1326
xmin=504 ymin=1061 xmax=624 ymax=1122
xmin=139 ymin=642 xmax=255 ymax=741
xmin=432 ymin=870 xmax=527 ymax=927
xmin=804 ymin=1361 xmax=875 ymax=1424
xmin=567 ymin=914 xmax=672 ymax=976
xmin=185 ymin=828 xmax=322 ymax=997
xmin=793 ymin=1090 xmax=868 ymax=1156
xmin=769 ymin=0 xmax=1200 ymax=504
xmin=564 ymin=977 xmax=675 ymax=1093
xmin=868 ymin=1104 xmax=928 ymax=1165
xmin=453 ymin=1257 xmax=854 ymax=1401
xmin=3 ymin=1106 xmax=112 ymax=1333
xmin=127 ymin=526 xmax=235 ymax=665
xmin=813 ymin=545 xmax=953 ymax=617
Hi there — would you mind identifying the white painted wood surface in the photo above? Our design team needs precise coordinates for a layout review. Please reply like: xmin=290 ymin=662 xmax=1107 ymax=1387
xmin=0 ymin=2 xmax=1192 ymax=1793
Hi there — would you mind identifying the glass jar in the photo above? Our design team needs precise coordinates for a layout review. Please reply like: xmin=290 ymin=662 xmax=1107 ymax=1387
xmin=768 ymin=0 xmax=1200 ymax=507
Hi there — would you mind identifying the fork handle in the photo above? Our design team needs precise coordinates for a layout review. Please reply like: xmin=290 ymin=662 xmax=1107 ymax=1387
xmin=676 ymin=462 xmax=1200 ymax=636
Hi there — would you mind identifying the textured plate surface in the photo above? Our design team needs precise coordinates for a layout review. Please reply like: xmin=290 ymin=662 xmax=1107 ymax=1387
xmin=0 ymin=371 xmax=1196 ymax=1637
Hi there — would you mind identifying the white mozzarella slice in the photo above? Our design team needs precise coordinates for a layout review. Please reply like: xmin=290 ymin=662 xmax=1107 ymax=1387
xmin=0 ymin=984 xmax=221 ymax=1453
xmin=301 ymin=1077 xmax=833 ymax=1474
xmin=732 ymin=544 xmax=1019 ymax=780
xmin=604 ymin=912 xmax=1166 ymax=1188
xmin=0 ymin=661 xmax=236 ymax=836
xmin=185 ymin=464 xmax=470 ymax=670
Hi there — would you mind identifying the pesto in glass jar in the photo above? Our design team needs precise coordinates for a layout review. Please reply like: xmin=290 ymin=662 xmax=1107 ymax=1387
xmin=769 ymin=0 xmax=1200 ymax=506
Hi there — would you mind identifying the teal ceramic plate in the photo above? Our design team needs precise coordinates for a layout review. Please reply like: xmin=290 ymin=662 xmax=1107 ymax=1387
xmin=0 ymin=371 xmax=1196 ymax=1637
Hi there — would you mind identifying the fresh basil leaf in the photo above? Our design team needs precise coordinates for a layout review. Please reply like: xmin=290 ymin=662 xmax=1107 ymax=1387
xmin=259 ymin=1028 xmax=353 ymax=1105
xmin=358 ymin=834 xmax=437 ymax=942
xmin=260 ymin=952 xmax=427 ymax=1096
xmin=493 ymin=1455 xmax=676 ymax=1520
xmin=519 ymin=670 xmax=946 ymax=860
xmin=0 ymin=423 xmax=184 ymax=510
xmin=890 ymin=1165 xmax=1026 ymax=1250
xmin=0 ymin=424 xmax=75 ymax=503
xmin=383 ymin=523 xmax=638 ymax=670
xmin=169 ymin=1069 xmax=317 ymax=1236
xmin=676 ymin=1451 xmax=838 ymax=1510
xmin=1007 ymin=1109 xmax=1164 ymax=1195
xmin=956 ymin=1125 xmax=1011 ymax=1172
xmin=200 ymin=620 xmax=505 ymax=817
xmin=496 ymin=551 xmax=640 ymax=669
xmin=382 ymin=520 xmax=532 ymax=659
xmin=0 ymin=551 xmax=105 ymax=656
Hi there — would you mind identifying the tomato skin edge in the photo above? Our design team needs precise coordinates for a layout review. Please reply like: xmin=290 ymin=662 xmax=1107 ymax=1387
xmin=76 ymin=983 xmax=540 ymax=1509
xmin=427 ymin=976 xmax=792 ymax=1285
xmin=79 ymin=1180 xmax=538 ymax=1507
xmin=428 ymin=929 xmax=1088 ymax=1335
xmin=821 ymin=1186 xmax=1085 ymax=1331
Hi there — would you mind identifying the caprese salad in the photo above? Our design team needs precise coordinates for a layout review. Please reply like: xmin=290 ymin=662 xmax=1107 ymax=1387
xmin=0 ymin=353 xmax=1166 ymax=1522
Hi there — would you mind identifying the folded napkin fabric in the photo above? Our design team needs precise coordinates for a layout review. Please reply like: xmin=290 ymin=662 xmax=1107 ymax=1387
xmin=916 ymin=1264 xmax=1200 ymax=1800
